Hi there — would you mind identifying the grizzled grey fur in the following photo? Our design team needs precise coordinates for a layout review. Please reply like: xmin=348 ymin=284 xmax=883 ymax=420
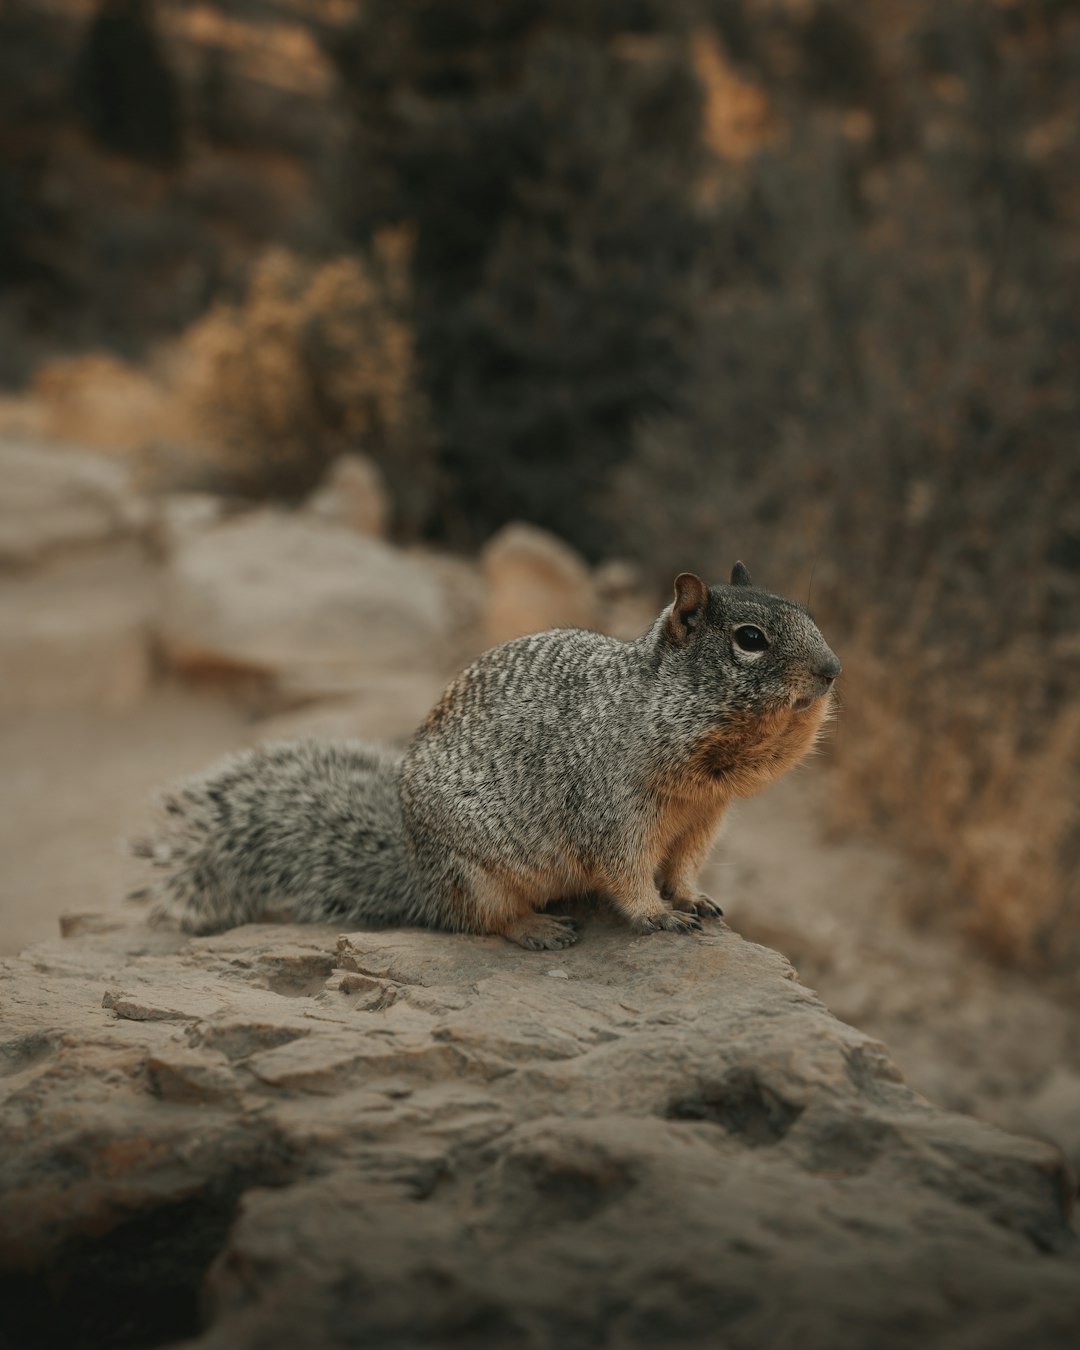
xmin=133 ymin=563 xmax=841 ymax=950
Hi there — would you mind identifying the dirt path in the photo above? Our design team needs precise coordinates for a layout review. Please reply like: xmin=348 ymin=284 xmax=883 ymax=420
xmin=0 ymin=687 xmax=251 ymax=956
xmin=3 ymin=692 xmax=1078 ymax=1174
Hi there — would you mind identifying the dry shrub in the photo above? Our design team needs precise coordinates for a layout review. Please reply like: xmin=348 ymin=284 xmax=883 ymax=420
xmin=149 ymin=234 xmax=436 ymax=533
xmin=624 ymin=385 xmax=1080 ymax=968
xmin=616 ymin=1 xmax=1080 ymax=971
xmin=32 ymin=351 xmax=171 ymax=453
xmin=837 ymin=622 xmax=1080 ymax=966
xmin=691 ymin=28 xmax=779 ymax=170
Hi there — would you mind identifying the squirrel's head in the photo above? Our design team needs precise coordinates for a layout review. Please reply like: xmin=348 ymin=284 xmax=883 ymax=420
xmin=660 ymin=562 xmax=841 ymax=717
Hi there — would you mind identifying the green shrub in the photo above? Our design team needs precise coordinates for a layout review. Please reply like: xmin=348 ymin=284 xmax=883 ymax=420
xmin=329 ymin=1 xmax=708 ymax=556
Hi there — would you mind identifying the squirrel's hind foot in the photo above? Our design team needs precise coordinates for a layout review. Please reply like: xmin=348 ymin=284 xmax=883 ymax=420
xmin=504 ymin=913 xmax=580 ymax=951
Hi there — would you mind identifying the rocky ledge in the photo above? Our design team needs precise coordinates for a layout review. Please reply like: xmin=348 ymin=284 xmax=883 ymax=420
xmin=0 ymin=915 xmax=1077 ymax=1350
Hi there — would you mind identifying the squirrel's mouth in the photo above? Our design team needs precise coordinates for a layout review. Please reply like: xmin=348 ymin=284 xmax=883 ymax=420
xmin=790 ymin=687 xmax=833 ymax=713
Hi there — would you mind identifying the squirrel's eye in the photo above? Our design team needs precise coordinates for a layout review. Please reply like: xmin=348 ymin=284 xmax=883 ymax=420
xmin=734 ymin=625 xmax=769 ymax=652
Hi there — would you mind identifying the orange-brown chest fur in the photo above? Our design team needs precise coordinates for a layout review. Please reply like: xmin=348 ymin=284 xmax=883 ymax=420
xmin=648 ymin=698 xmax=831 ymax=857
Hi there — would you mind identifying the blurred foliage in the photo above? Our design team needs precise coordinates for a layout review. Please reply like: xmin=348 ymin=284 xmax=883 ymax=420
xmin=72 ymin=0 xmax=184 ymax=166
xmin=0 ymin=0 xmax=342 ymax=376
xmin=161 ymin=239 xmax=435 ymax=533
xmin=617 ymin=0 xmax=1080 ymax=967
xmin=329 ymin=0 xmax=708 ymax=554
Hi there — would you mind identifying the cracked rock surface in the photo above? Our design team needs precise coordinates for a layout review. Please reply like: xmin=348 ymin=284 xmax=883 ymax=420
xmin=0 ymin=915 xmax=1077 ymax=1350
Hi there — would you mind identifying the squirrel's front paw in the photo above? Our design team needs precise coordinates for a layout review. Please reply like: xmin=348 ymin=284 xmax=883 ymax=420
xmin=639 ymin=910 xmax=702 ymax=936
xmin=662 ymin=885 xmax=723 ymax=919
xmin=671 ymin=892 xmax=724 ymax=919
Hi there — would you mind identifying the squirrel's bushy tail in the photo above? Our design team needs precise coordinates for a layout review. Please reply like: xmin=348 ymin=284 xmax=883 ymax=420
xmin=130 ymin=740 xmax=422 ymax=934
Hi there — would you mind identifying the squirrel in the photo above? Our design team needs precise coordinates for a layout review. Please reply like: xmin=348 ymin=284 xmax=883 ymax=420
xmin=132 ymin=562 xmax=840 ymax=950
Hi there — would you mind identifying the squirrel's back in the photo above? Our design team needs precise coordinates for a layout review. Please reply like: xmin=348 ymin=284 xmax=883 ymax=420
xmin=402 ymin=627 xmax=651 ymax=876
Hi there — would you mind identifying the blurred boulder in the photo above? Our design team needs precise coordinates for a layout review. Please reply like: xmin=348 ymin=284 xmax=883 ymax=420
xmin=1021 ymin=1069 xmax=1080 ymax=1174
xmin=482 ymin=522 xmax=597 ymax=647
xmin=0 ymin=440 xmax=148 ymax=567
xmin=250 ymin=671 xmax=446 ymax=747
xmin=157 ymin=510 xmax=457 ymax=702
xmin=303 ymin=453 xmax=389 ymax=539
xmin=593 ymin=557 xmax=657 ymax=640
xmin=593 ymin=557 xmax=642 ymax=602
xmin=149 ymin=491 xmax=228 ymax=555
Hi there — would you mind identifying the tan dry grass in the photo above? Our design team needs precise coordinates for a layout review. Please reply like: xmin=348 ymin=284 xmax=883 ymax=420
xmin=21 ymin=235 xmax=437 ymax=535
xmin=31 ymin=352 xmax=172 ymax=454
xmin=691 ymin=28 xmax=780 ymax=167
xmin=142 ymin=234 xmax=436 ymax=531
xmin=833 ymin=624 xmax=1080 ymax=966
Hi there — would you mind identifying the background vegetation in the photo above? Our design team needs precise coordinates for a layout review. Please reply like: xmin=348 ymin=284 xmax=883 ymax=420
xmin=1 ymin=0 xmax=1077 ymax=967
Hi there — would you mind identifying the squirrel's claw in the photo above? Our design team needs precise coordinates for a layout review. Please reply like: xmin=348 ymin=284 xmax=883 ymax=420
xmin=667 ymin=892 xmax=724 ymax=919
xmin=640 ymin=910 xmax=702 ymax=936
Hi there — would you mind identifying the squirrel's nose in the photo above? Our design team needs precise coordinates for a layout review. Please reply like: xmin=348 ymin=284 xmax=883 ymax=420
xmin=816 ymin=654 xmax=842 ymax=683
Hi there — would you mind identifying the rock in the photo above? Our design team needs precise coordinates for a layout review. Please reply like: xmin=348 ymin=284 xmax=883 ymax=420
xmin=0 ymin=915 xmax=1076 ymax=1350
xmin=1022 ymin=1070 xmax=1080 ymax=1173
xmin=594 ymin=557 xmax=661 ymax=640
xmin=593 ymin=557 xmax=642 ymax=601
xmin=58 ymin=912 xmax=131 ymax=938
xmin=304 ymin=454 xmax=389 ymax=539
xmin=481 ymin=522 xmax=598 ymax=646
xmin=0 ymin=439 xmax=148 ymax=567
xmin=248 ymin=671 xmax=445 ymax=746
xmin=150 ymin=492 xmax=229 ymax=555
xmin=0 ymin=543 xmax=153 ymax=712
xmin=409 ymin=546 xmax=488 ymax=672
xmin=156 ymin=510 xmax=457 ymax=701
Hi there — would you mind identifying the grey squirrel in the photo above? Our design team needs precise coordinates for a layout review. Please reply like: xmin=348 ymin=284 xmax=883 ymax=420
xmin=132 ymin=563 xmax=840 ymax=949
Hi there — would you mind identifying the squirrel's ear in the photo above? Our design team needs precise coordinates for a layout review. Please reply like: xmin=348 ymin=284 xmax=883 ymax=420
xmin=730 ymin=561 xmax=753 ymax=588
xmin=668 ymin=572 xmax=708 ymax=645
